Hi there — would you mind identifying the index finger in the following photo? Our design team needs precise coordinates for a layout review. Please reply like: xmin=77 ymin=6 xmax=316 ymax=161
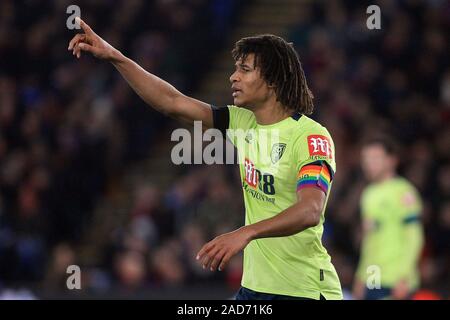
xmin=76 ymin=17 xmax=95 ymax=36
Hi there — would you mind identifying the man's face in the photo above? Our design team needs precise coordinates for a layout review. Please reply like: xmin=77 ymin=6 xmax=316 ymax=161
xmin=361 ymin=144 xmax=396 ymax=182
xmin=229 ymin=53 xmax=272 ymax=108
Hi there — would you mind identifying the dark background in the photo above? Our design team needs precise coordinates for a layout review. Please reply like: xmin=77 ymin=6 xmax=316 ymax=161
xmin=0 ymin=0 xmax=448 ymax=299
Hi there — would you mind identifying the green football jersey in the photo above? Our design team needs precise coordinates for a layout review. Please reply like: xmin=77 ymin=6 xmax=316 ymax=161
xmin=212 ymin=105 xmax=343 ymax=300
xmin=356 ymin=177 xmax=424 ymax=289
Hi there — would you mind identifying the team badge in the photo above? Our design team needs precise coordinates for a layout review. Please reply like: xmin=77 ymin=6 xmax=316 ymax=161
xmin=245 ymin=132 xmax=253 ymax=143
xmin=271 ymin=143 xmax=286 ymax=164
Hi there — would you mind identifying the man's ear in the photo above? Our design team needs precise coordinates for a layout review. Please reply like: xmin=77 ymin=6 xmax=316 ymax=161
xmin=267 ymin=84 xmax=277 ymax=98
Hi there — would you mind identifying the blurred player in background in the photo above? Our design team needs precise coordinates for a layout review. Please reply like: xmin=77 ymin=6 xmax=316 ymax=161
xmin=68 ymin=17 xmax=342 ymax=300
xmin=353 ymin=138 xmax=424 ymax=300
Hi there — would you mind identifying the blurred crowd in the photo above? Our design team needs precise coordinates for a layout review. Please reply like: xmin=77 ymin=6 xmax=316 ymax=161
xmin=288 ymin=0 xmax=450 ymax=299
xmin=0 ymin=0 xmax=449 ymax=299
xmin=0 ymin=0 xmax=243 ymax=297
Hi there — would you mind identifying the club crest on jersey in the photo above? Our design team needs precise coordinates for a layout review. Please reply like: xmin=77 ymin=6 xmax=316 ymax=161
xmin=271 ymin=143 xmax=286 ymax=164
xmin=307 ymin=135 xmax=332 ymax=159
xmin=245 ymin=132 xmax=253 ymax=143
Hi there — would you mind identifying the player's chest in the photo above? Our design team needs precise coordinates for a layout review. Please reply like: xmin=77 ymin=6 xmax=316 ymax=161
xmin=366 ymin=190 xmax=401 ymax=219
xmin=237 ymin=132 xmax=296 ymax=186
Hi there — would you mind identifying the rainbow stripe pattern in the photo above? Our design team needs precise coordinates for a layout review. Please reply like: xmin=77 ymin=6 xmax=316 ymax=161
xmin=296 ymin=162 xmax=332 ymax=195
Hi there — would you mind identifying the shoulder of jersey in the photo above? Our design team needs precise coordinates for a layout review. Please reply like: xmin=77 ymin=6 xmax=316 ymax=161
xmin=227 ymin=105 xmax=252 ymax=115
xmin=293 ymin=115 xmax=331 ymax=137
xmin=395 ymin=176 xmax=419 ymax=192
xmin=228 ymin=105 xmax=254 ymax=120
xmin=361 ymin=183 xmax=378 ymax=201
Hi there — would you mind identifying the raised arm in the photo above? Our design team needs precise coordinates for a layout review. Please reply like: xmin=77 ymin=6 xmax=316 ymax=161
xmin=68 ymin=17 xmax=213 ymax=127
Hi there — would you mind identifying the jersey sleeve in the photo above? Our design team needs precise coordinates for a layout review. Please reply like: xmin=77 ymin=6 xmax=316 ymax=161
xmin=397 ymin=183 xmax=424 ymax=280
xmin=210 ymin=105 xmax=230 ymax=138
xmin=292 ymin=125 xmax=336 ymax=195
xmin=398 ymin=183 xmax=423 ymax=223
xmin=210 ymin=105 xmax=255 ymax=145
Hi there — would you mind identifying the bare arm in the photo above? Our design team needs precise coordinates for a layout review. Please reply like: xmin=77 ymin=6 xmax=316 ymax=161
xmin=196 ymin=187 xmax=325 ymax=271
xmin=243 ymin=187 xmax=323 ymax=239
xmin=68 ymin=17 xmax=213 ymax=127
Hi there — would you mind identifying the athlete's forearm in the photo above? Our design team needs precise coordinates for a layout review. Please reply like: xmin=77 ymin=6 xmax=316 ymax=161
xmin=111 ymin=50 xmax=182 ymax=116
xmin=70 ymin=18 xmax=212 ymax=124
xmin=244 ymin=200 xmax=322 ymax=240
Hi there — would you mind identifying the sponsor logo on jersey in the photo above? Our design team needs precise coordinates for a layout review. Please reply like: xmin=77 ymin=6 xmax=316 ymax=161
xmin=402 ymin=191 xmax=417 ymax=208
xmin=307 ymin=135 xmax=332 ymax=159
xmin=244 ymin=158 xmax=276 ymax=197
xmin=244 ymin=158 xmax=258 ymax=188
xmin=243 ymin=184 xmax=275 ymax=204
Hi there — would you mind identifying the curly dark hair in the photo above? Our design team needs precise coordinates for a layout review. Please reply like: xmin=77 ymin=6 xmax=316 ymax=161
xmin=232 ymin=34 xmax=314 ymax=115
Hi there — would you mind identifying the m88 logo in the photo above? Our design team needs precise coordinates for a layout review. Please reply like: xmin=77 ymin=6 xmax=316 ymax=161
xmin=244 ymin=158 xmax=275 ymax=195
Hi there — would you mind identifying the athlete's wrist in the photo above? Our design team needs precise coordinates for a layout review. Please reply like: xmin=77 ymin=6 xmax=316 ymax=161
xmin=240 ymin=225 xmax=258 ymax=242
xmin=110 ymin=49 xmax=126 ymax=65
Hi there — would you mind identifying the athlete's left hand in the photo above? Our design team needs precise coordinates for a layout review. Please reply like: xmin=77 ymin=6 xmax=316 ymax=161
xmin=196 ymin=227 xmax=254 ymax=272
